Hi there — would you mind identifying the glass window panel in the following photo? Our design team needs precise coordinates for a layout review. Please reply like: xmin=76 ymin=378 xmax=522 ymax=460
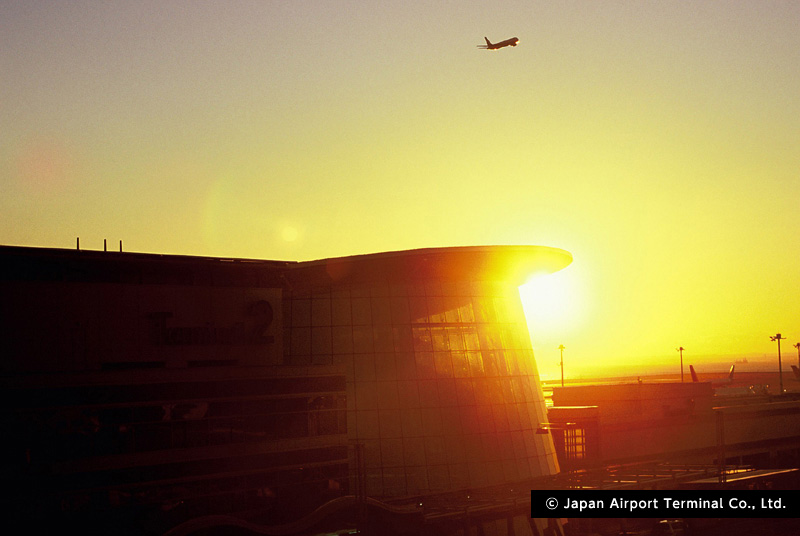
xmin=408 ymin=296 xmax=428 ymax=323
xmin=311 ymin=326 xmax=332 ymax=356
xmin=424 ymin=280 xmax=442 ymax=296
xmin=466 ymin=351 xmax=484 ymax=376
xmin=487 ymin=379 xmax=504 ymax=404
xmin=350 ymin=285 xmax=371 ymax=298
xmin=291 ymin=299 xmax=311 ymax=327
xmin=331 ymin=298 xmax=351 ymax=326
xmin=421 ymin=408 xmax=443 ymax=436
xmin=353 ymin=325 xmax=374 ymax=353
xmin=403 ymin=436 xmax=426 ymax=465
xmin=291 ymin=327 xmax=311 ymax=356
xmin=430 ymin=328 xmax=449 ymax=351
xmin=412 ymin=327 xmax=432 ymax=352
xmin=354 ymin=353 xmax=376 ymax=382
xmin=493 ymin=297 xmax=509 ymax=322
xmin=463 ymin=329 xmax=480 ymax=351
xmin=472 ymin=297 xmax=490 ymax=322
xmin=481 ymin=352 xmax=498 ymax=377
xmin=478 ymin=326 xmax=501 ymax=350
xmin=392 ymin=326 xmax=414 ymax=353
xmin=390 ymin=296 xmax=410 ymax=324
xmin=401 ymin=410 xmax=424 ymax=439
xmin=396 ymin=379 xmax=420 ymax=407
xmin=373 ymin=325 xmax=393 ymax=352
xmin=351 ymin=298 xmax=371 ymax=325
xmin=443 ymin=297 xmax=461 ymax=323
xmin=455 ymin=379 xmax=476 ymax=406
xmin=438 ymin=379 xmax=457 ymax=406
xmin=427 ymin=296 xmax=446 ymax=323
xmin=424 ymin=435 xmax=447 ymax=465
xmin=311 ymin=353 xmax=332 ymax=366
xmin=376 ymin=381 xmax=399 ymax=409
xmin=355 ymin=381 xmax=377 ymax=409
xmin=506 ymin=403 xmax=522 ymax=431
xmin=331 ymin=326 xmax=353 ymax=354
xmin=311 ymin=298 xmax=332 ymax=326
xmin=414 ymin=351 xmax=436 ymax=379
xmin=378 ymin=409 xmax=403 ymax=438
xmin=451 ymin=351 xmax=469 ymax=378
xmin=510 ymin=377 xmax=525 ymax=403
xmin=459 ymin=301 xmax=475 ymax=323
xmin=395 ymin=352 xmax=417 ymax=380
xmin=375 ymin=352 xmax=397 ymax=380
xmin=447 ymin=328 xmax=464 ymax=351
xmin=315 ymin=410 xmax=339 ymax=435
xmin=433 ymin=352 xmax=454 ymax=378
xmin=470 ymin=281 xmax=489 ymax=297
xmin=493 ymin=405 xmax=510 ymax=432
xmin=439 ymin=280 xmax=459 ymax=296
xmin=356 ymin=411 xmax=379 ymax=439
xmin=495 ymin=350 xmax=509 ymax=376
xmin=370 ymin=283 xmax=390 ymax=297
xmin=370 ymin=297 xmax=391 ymax=325
xmin=389 ymin=283 xmax=410 ymax=297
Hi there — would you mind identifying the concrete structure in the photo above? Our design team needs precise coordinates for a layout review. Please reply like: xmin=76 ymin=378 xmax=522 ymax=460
xmin=0 ymin=244 xmax=571 ymax=535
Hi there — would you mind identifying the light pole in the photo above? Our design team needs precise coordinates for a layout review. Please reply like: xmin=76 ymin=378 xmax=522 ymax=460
xmin=770 ymin=333 xmax=786 ymax=394
xmin=558 ymin=344 xmax=565 ymax=387
xmin=677 ymin=346 xmax=685 ymax=382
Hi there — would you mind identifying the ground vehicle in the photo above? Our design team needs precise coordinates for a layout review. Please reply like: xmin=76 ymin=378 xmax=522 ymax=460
xmin=651 ymin=519 xmax=686 ymax=535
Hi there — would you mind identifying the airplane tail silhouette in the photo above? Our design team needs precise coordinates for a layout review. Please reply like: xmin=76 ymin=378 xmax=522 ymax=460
xmin=792 ymin=365 xmax=800 ymax=380
xmin=689 ymin=364 xmax=734 ymax=383
xmin=477 ymin=37 xmax=493 ymax=49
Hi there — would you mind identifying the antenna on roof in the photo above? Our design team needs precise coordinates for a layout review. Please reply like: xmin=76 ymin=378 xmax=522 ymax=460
xmin=76 ymin=237 xmax=80 ymax=251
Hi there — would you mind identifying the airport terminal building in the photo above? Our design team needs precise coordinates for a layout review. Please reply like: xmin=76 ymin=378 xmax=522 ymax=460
xmin=0 ymin=244 xmax=572 ymax=534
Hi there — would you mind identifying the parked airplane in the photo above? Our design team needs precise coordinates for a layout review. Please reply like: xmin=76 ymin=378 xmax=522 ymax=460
xmin=477 ymin=36 xmax=519 ymax=50
xmin=689 ymin=364 xmax=735 ymax=385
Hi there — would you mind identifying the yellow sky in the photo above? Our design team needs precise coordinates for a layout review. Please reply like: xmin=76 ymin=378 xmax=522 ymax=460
xmin=2 ymin=1 xmax=798 ymax=379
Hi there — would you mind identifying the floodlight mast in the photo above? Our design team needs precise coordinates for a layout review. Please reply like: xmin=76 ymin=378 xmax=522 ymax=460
xmin=770 ymin=333 xmax=786 ymax=394
xmin=558 ymin=344 xmax=565 ymax=387
xmin=677 ymin=346 xmax=685 ymax=382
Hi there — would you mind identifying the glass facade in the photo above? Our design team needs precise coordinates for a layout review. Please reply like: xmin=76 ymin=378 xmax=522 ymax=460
xmin=284 ymin=279 xmax=558 ymax=497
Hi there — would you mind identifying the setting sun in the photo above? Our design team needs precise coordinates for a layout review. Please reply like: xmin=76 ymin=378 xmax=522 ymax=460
xmin=519 ymin=268 xmax=579 ymax=333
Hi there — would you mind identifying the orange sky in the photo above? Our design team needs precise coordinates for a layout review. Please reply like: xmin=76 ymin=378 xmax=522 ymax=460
xmin=2 ymin=1 xmax=798 ymax=380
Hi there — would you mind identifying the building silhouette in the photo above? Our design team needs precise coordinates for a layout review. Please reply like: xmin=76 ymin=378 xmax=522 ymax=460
xmin=0 ymin=244 xmax=572 ymax=535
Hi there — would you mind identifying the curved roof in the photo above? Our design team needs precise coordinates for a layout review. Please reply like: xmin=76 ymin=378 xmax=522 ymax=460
xmin=291 ymin=245 xmax=572 ymax=286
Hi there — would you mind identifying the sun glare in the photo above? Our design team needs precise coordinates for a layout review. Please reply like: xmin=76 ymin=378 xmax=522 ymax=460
xmin=518 ymin=269 xmax=577 ymax=333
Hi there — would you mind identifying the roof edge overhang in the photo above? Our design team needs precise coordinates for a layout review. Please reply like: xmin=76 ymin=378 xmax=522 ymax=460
xmin=290 ymin=245 xmax=572 ymax=286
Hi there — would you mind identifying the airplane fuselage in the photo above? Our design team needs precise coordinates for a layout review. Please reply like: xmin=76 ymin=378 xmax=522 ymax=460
xmin=479 ymin=37 xmax=519 ymax=50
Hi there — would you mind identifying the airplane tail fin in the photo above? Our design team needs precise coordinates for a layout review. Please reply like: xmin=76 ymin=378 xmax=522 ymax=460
xmin=689 ymin=365 xmax=698 ymax=383
xmin=728 ymin=364 xmax=735 ymax=381
xmin=485 ymin=36 xmax=492 ymax=46
xmin=792 ymin=365 xmax=800 ymax=380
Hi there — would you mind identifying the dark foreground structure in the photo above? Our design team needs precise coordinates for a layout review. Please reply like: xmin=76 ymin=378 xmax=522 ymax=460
xmin=0 ymin=244 xmax=572 ymax=535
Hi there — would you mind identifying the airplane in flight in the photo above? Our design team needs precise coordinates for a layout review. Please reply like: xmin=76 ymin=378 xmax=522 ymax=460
xmin=477 ymin=36 xmax=519 ymax=50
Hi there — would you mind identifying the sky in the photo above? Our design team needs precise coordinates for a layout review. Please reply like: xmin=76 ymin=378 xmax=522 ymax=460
xmin=2 ymin=1 xmax=799 ymax=380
